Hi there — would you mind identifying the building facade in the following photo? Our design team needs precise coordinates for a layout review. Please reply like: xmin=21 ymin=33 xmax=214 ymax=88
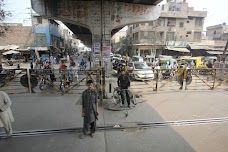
xmin=206 ymin=23 xmax=228 ymax=41
xmin=127 ymin=0 xmax=207 ymax=60
xmin=0 ymin=23 xmax=32 ymax=47
xmin=32 ymin=14 xmax=78 ymax=59
xmin=32 ymin=15 xmax=61 ymax=49
xmin=111 ymin=31 xmax=127 ymax=54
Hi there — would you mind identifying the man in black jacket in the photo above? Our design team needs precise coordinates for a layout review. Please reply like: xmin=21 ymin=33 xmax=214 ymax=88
xmin=117 ymin=69 xmax=131 ymax=107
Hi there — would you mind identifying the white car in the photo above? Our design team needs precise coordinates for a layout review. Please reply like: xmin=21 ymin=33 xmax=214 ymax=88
xmin=110 ymin=52 xmax=114 ymax=57
xmin=128 ymin=62 xmax=154 ymax=81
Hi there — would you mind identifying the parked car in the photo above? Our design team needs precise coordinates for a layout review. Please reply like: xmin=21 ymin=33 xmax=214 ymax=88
xmin=131 ymin=56 xmax=144 ymax=62
xmin=128 ymin=62 xmax=154 ymax=81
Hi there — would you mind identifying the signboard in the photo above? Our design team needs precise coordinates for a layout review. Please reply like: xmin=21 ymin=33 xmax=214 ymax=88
xmin=93 ymin=43 xmax=100 ymax=53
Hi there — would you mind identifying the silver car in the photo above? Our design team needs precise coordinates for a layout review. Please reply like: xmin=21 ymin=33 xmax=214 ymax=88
xmin=128 ymin=62 xmax=154 ymax=81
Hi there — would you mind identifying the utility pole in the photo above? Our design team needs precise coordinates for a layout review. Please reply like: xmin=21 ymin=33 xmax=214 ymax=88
xmin=99 ymin=0 xmax=104 ymax=105
xmin=153 ymin=20 xmax=158 ymax=59
xmin=222 ymin=40 xmax=228 ymax=63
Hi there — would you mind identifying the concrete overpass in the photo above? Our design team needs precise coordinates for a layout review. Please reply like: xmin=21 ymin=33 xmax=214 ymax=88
xmin=31 ymin=0 xmax=162 ymax=47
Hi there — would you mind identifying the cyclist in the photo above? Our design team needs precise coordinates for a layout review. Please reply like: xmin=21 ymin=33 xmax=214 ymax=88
xmin=42 ymin=61 xmax=54 ymax=82
xmin=117 ymin=68 xmax=131 ymax=108
xmin=68 ymin=62 xmax=78 ymax=83
xmin=79 ymin=59 xmax=87 ymax=70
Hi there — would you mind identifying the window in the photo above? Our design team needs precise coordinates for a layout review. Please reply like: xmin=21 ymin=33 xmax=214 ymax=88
xmin=135 ymin=32 xmax=139 ymax=40
xmin=195 ymin=18 xmax=203 ymax=26
xmin=162 ymin=5 xmax=164 ymax=11
xmin=167 ymin=18 xmax=176 ymax=26
xmin=159 ymin=32 xmax=164 ymax=39
xmin=144 ymin=31 xmax=148 ymax=37
xmin=157 ymin=18 xmax=165 ymax=27
xmin=149 ymin=21 xmax=154 ymax=26
xmin=187 ymin=31 xmax=192 ymax=34
xmin=188 ymin=16 xmax=193 ymax=20
xmin=140 ymin=31 xmax=148 ymax=39
xmin=179 ymin=22 xmax=184 ymax=27
xmin=194 ymin=32 xmax=201 ymax=41
xmin=214 ymin=30 xmax=216 ymax=35
xmin=130 ymin=27 xmax=132 ymax=34
xmin=187 ymin=21 xmax=190 ymax=23
xmin=141 ymin=23 xmax=145 ymax=26
xmin=186 ymin=35 xmax=188 ymax=37
xmin=166 ymin=32 xmax=175 ymax=41
xmin=36 ymin=33 xmax=46 ymax=46
xmin=37 ymin=17 xmax=42 ymax=24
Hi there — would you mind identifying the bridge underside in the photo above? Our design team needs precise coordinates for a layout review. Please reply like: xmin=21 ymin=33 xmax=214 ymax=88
xmin=65 ymin=22 xmax=123 ymax=47
xmin=62 ymin=0 xmax=162 ymax=47
xmin=32 ymin=0 xmax=162 ymax=47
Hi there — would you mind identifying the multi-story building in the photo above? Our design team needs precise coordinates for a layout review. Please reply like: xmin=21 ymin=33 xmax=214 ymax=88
xmin=127 ymin=0 xmax=207 ymax=60
xmin=206 ymin=23 xmax=228 ymax=41
xmin=111 ymin=31 xmax=127 ymax=54
xmin=31 ymin=13 xmax=76 ymax=59
xmin=31 ymin=14 xmax=61 ymax=52
xmin=0 ymin=23 xmax=33 ymax=62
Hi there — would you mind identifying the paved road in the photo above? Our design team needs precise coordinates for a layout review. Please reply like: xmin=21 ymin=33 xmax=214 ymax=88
xmin=0 ymin=88 xmax=228 ymax=152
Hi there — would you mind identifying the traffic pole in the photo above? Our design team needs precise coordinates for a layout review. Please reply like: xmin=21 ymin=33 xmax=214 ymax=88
xmin=99 ymin=54 xmax=103 ymax=105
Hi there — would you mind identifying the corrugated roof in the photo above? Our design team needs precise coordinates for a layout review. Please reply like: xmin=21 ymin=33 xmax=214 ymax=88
xmin=0 ymin=45 xmax=19 ymax=50
xmin=166 ymin=47 xmax=190 ymax=53
xmin=207 ymin=51 xmax=228 ymax=55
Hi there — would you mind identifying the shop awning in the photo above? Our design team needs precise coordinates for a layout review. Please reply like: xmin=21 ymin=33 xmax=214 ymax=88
xmin=207 ymin=51 xmax=228 ymax=55
xmin=0 ymin=45 xmax=20 ymax=50
xmin=187 ymin=44 xmax=209 ymax=50
xmin=2 ymin=50 xmax=20 ymax=55
xmin=166 ymin=47 xmax=190 ymax=53
xmin=30 ymin=47 xmax=50 ymax=51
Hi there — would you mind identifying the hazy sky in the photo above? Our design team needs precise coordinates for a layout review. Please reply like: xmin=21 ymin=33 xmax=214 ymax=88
xmin=2 ymin=0 xmax=228 ymax=30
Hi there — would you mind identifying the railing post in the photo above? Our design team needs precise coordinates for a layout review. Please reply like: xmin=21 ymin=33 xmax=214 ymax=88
xmin=102 ymin=67 xmax=107 ymax=99
xmin=155 ymin=69 xmax=159 ymax=91
xmin=212 ymin=68 xmax=217 ymax=90
xmin=99 ymin=55 xmax=103 ymax=106
xmin=27 ymin=69 xmax=32 ymax=94
xmin=182 ymin=68 xmax=187 ymax=91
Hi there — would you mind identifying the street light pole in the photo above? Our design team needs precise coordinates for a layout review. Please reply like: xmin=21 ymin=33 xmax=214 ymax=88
xmin=99 ymin=0 xmax=104 ymax=105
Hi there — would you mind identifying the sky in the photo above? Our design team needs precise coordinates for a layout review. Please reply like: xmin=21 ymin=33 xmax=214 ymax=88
xmin=2 ymin=0 xmax=228 ymax=31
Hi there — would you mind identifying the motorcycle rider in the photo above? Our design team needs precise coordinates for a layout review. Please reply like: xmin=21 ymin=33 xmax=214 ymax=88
xmin=79 ymin=59 xmax=87 ymax=70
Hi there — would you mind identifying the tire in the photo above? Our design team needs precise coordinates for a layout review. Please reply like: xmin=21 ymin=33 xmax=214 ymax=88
xmin=39 ymin=80 xmax=44 ymax=90
xmin=131 ymin=94 xmax=137 ymax=105
xmin=113 ymin=90 xmax=121 ymax=105
xmin=59 ymin=83 xmax=64 ymax=95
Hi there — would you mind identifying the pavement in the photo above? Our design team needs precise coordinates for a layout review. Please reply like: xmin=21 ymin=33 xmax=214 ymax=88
xmin=0 ymin=87 xmax=228 ymax=152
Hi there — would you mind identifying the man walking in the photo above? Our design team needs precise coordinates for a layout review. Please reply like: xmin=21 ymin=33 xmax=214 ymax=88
xmin=80 ymin=80 xmax=98 ymax=139
xmin=0 ymin=91 xmax=14 ymax=140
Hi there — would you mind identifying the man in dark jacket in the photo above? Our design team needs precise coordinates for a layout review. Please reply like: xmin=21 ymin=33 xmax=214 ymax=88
xmin=117 ymin=69 xmax=131 ymax=107
xmin=80 ymin=80 xmax=98 ymax=139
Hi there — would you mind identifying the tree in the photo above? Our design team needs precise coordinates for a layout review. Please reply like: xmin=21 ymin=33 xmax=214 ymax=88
xmin=0 ymin=0 xmax=11 ymax=36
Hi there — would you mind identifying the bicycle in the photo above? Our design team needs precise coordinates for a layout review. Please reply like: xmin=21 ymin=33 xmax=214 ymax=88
xmin=39 ymin=73 xmax=54 ymax=90
xmin=59 ymin=71 xmax=70 ymax=95
xmin=112 ymin=87 xmax=137 ymax=116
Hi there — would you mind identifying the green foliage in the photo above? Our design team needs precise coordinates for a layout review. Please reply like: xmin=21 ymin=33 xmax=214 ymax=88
xmin=0 ymin=0 xmax=11 ymax=36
